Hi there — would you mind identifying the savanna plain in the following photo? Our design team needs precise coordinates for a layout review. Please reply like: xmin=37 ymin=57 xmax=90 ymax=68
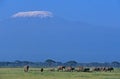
xmin=0 ymin=68 xmax=120 ymax=79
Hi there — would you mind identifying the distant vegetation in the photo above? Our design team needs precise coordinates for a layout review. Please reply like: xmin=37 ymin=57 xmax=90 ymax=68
xmin=0 ymin=59 xmax=120 ymax=68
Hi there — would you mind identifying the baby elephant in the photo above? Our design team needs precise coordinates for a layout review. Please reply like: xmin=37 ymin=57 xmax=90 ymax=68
xmin=41 ymin=68 xmax=44 ymax=72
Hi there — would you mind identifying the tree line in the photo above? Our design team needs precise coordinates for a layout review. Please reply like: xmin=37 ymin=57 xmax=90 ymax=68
xmin=0 ymin=59 xmax=120 ymax=68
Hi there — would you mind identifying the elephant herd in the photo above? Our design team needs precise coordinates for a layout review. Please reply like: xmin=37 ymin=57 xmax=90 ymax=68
xmin=24 ymin=65 xmax=114 ymax=72
xmin=92 ymin=67 xmax=114 ymax=72
xmin=54 ymin=66 xmax=114 ymax=72
xmin=57 ymin=66 xmax=89 ymax=72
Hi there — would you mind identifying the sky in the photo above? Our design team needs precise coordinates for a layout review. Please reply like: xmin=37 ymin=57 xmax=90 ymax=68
xmin=0 ymin=0 xmax=120 ymax=62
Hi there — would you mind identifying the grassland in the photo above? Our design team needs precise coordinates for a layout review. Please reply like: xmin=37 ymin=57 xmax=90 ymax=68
xmin=0 ymin=68 xmax=120 ymax=79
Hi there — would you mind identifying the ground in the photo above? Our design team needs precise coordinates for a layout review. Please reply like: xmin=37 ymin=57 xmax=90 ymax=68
xmin=0 ymin=68 xmax=120 ymax=79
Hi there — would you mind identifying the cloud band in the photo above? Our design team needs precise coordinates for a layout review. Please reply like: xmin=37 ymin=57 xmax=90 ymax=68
xmin=12 ymin=11 xmax=53 ymax=18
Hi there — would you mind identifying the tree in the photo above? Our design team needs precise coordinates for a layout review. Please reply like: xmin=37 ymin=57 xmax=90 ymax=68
xmin=45 ymin=59 xmax=56 ymax=67
xmin=111 ymin=61 xmax=120 ymax=67
xmin=65 ymin=60 xmax=78 ymax=66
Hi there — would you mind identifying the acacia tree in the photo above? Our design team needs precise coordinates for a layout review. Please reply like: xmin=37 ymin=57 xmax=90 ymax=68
xmin=45 ymin=59 xmax=56 ymax=67
xmin=111 ymin=61 xmax=120 ymax=67
xmin=65 ymin=60 xmax=78 ymax=66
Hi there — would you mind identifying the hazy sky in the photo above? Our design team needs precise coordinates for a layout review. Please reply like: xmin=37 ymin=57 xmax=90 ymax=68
xmin=0 ymin=0 xmax=120 ymax=62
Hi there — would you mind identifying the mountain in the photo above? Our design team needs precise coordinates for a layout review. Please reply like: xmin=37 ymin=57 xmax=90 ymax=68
xmin=0 ymin=17 xmax=120 ymax=62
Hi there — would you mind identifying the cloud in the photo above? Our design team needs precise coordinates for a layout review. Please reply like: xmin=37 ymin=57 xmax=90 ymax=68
xmin=12 ymin=11 xmax=53 ymax=18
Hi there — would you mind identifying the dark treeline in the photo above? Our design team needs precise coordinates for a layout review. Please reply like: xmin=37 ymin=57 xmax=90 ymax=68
xmin=0 ymin=59 xmax=120 ymax=68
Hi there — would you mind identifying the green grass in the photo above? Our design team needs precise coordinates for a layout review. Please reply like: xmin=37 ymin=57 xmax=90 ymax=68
xmin=0 ymin=68 xmax=120 ymax=79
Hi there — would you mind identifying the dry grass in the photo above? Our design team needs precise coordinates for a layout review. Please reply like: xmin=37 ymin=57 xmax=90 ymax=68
xmin=0 ymin=68 xmax=120 ymax=79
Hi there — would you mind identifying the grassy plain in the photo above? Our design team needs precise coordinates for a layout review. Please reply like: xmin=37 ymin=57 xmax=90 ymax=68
xmin=0 ymin=68 xmax=120 ymax=79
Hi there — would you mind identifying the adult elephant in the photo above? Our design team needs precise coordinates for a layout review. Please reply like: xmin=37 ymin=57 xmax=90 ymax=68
xmin=57 ymin=66 xmax=65 ymax=71
xmin=65 ymin=66 xmax=75 ymax=72
xmin=24 ymin=65 xmax=29 ymax=72
xmin=105 ymin=67 xmax=114 ymax=72
xmin=83 ymin=68 xmax=90 ymax=72
xmin=76 ymin=66 xmax=84 ymax=72
xmin=93 ymin=67 xmax=101 ymax=71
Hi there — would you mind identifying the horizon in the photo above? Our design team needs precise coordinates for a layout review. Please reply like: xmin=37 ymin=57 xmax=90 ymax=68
xmin=0 ymin=59 xmax=119 ymax=63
